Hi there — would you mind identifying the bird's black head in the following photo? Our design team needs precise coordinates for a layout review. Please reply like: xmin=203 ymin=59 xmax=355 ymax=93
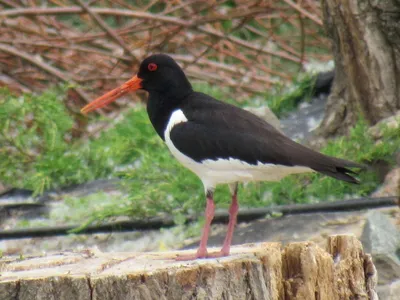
xmin=137 ymin=54 xmax=192 ymax=98
xmin=81 ymin=54 xmax=192 ymax=114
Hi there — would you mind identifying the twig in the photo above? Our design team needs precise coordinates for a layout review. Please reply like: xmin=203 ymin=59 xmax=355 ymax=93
xmin=73 ymin=0 xmax=138 ymax=63
xmin=0 ymin=43 xmax=91 ymax=103
xmin=297 ymin=12 xmax=306 ymax=72
xmin=0 ymin=40 xmax=132 ymax=62
xmin=0 ymin=7 xmax=301 ymax=62
xmin=0 ymin=7 xmax=189 ymax=26
xmin=0 ymin=1 xmax=330 ymax=112
xmin=0 ymin=0 xmax=20 ymax=8
xmin=282 ymin=0 xmax=323 ymax=26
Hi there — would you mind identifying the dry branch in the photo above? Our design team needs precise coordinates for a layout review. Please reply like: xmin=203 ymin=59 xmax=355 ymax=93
xmin=73 ymin=0 xmax=138 ymax=62
xmin=0 ymin=1 xmax=331 ymax=112
xmin=0 ymin=43 xmax=90 ymax=103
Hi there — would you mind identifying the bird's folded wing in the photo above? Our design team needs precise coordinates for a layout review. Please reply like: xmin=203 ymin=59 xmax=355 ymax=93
xmin=169 ymin=121 xmax=293 ymax=166
xmin=169 ymin=120 xmax=364 ymax=183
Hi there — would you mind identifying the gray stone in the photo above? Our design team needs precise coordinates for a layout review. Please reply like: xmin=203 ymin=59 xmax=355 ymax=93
xmin=361 ymin=211 xmax=400 ymax=254
xmin=361 ymin=211 xmax=400 ymax=284
xmin=371 ymin=167 xmax=400 ymax=197
xmin=367 ymin=111 xmax=400 ymax=140
xmin=279 ymin=94 xmax=327 ymax=141
xmin=373 ymin=253 xmax=400 ymax=285
xmin=377 ymin=279 xmax=400 ymax=300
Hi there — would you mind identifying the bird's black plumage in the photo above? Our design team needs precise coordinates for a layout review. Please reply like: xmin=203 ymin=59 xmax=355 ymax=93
xmin=81 ymin=53 xmax=365 ymax=259
xmin=133 ymin=54 xmax=364 ymax=184
xmin=168 ymin=91 xmax=363 ymax=183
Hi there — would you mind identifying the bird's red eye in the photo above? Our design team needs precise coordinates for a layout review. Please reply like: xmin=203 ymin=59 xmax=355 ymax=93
xmin=148 ymin=63 xmax=157 ymax=71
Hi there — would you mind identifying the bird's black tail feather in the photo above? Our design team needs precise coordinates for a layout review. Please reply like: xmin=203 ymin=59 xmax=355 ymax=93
xmin=309 ymin=156 xmax=365 ymax=184
xmin=317 ymin=165 xmax=360 ymax=184
xmin=285 ymin=139 xmax=366 ymax=184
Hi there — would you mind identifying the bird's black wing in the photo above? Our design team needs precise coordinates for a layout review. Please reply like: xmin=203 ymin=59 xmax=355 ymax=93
xmin=170 ymin=92 xmax=363 ymax=183
xmin=170 ymin=121 xmax=293 ymax=166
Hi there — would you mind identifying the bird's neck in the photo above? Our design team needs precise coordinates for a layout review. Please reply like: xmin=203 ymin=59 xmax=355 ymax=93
xmin=146 ymin=90 xmax=191 ymax=140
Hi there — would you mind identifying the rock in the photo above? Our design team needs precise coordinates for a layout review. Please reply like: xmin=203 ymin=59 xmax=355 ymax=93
xmin=373 ymin=253 xmax=400 ymax=286
xmin=367 ymin=111 xmax=400 ymax=195
xmin=279 ymin=94 xmax=327 ymax=141
xmin=377 ymin=279 xmax=400 ymax=300
xmin=361 ymin=211 xmax=400 ymax=255
xmin=360 ymin=211 xmax=400 ymax=284
xmin=367 ymin=111 xmax=400 ymax=140
xmin=371 ymin=167 xmax=400 ymax=197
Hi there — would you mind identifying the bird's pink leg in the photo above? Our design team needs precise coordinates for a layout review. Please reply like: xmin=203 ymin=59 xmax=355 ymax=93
xmin=196 ymin=196 xmax=215 ymax=257
xmin=175 ymin=193 xmax=215 ymax=261
xmin=220 ymin=187 xmax=239 ymax=256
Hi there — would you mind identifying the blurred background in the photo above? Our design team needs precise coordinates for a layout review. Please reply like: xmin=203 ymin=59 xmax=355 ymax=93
xmin=0 ymin=0 xmax=399 ymax=295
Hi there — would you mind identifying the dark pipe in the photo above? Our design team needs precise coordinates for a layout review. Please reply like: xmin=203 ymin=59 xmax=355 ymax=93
xmin=0 ymin=196 xmax=397 ymax=240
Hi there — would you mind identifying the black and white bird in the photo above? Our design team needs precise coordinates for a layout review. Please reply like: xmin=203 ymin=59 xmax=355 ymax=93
xmin=81 ymin=54 xmax=363 ymax=260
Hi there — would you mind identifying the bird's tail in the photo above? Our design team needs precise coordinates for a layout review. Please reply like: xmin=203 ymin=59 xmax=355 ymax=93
xmin=286 ymin=140 xmax=366 ymax=184
xmin=315 ymin=157 xmax=365 ymax=184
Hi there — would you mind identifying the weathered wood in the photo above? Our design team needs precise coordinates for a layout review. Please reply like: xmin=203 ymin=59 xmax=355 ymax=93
xmin=318 ymin=0 xmax=400 ymax=136
xmin=0 ymin=235 xmax=377 ymax=300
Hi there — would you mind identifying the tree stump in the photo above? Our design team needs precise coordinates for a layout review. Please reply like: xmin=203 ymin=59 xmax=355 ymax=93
xmin=318 ymin=0 xmax=400 ymax=136
xmin=0 ymin=235 xmax=377 ymax=300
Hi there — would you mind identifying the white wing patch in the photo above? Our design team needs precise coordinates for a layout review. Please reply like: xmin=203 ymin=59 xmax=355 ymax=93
xmin=164 ymin=109 xmax=200 ymax=173
xmin=164 ymin=109 xmax=313 ymax=191
xmin=165 ymin=109 xmax=188 ymax=140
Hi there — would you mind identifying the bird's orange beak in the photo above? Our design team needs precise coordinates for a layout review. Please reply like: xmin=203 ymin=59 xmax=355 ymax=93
xmin=81 ymin=75 xmax=143 ymax=114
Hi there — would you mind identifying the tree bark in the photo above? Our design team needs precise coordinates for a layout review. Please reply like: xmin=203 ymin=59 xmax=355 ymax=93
xmin=318 ymin=0 xmax=400 ymax=137
xmin=0 ymin=235 xmax=378 ymax=300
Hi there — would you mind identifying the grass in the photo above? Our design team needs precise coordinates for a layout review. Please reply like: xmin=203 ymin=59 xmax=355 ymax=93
xmin=267 ymin=73 xmax=317 ymax=118
xmin=0 ymin=86 xmax=154 ymax=195
xmin=1 ymin=82 xmax=398 ymax=231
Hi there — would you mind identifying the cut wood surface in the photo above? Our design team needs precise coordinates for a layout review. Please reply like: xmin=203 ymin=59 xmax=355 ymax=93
xmin=0 ymin=235 xmax=377 ymax=300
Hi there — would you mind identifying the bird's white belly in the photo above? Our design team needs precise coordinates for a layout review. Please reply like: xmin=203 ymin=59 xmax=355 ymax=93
xmin=164 ymin=109 xmax=313 ymax=190
xmin=170 ymin=151 xmax=312 ymax=185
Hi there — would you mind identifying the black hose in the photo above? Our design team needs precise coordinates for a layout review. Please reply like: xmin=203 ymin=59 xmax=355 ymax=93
xmin=0 ymin=196 xmax=397 ymax=240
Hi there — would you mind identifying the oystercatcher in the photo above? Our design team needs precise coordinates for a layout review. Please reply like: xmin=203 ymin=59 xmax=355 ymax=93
xmin=81 ymin=54 xmax=363 ymax=260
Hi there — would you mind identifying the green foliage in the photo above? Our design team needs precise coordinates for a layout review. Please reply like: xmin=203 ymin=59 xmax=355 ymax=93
xmin=0 ymin=87 xmax=75 ymax=195
xmin=0 ymin=88 xmax=150 ymax=195
xmin=2 ymin=87 xmax=398 ymax=231
xmin=267 ymin=73 xmax=316 ymax=118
